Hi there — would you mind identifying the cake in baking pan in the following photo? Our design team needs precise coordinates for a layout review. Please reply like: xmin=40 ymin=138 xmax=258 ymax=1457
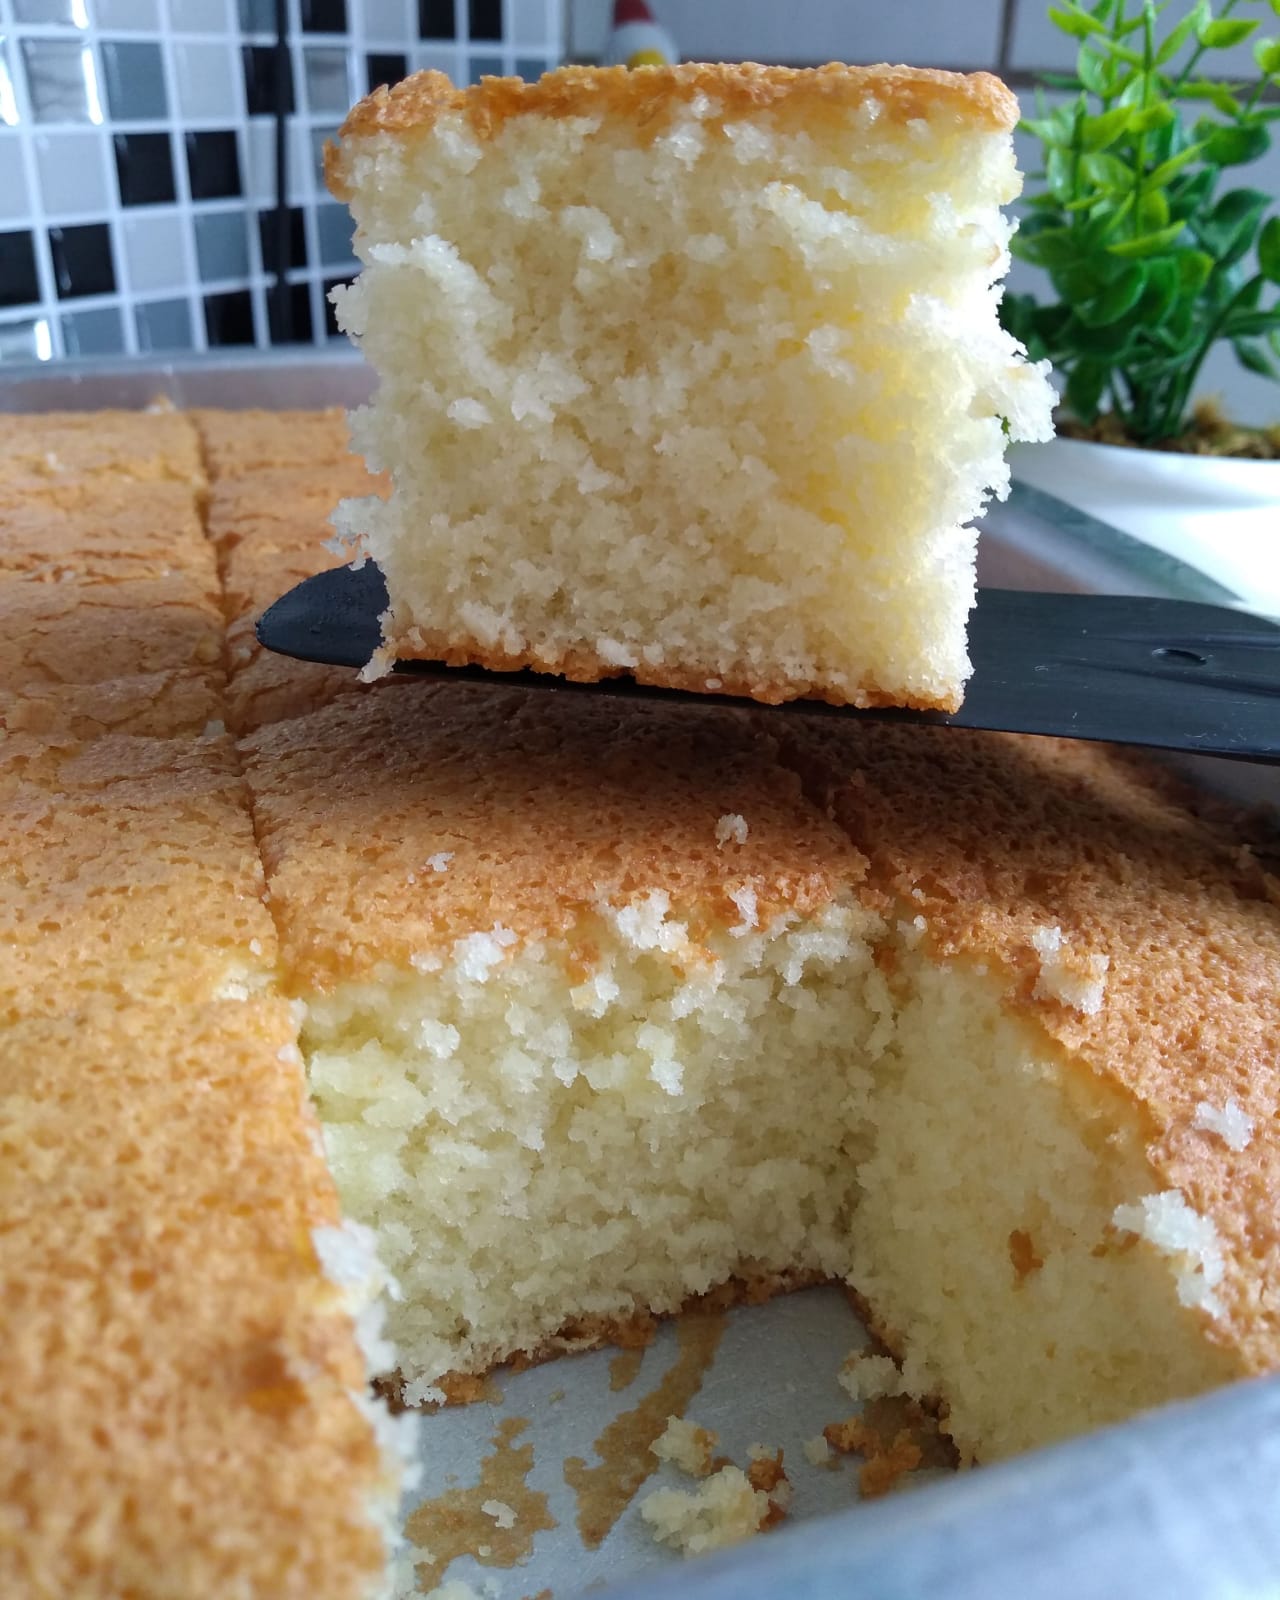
xmin=241 ymin=682 xmax=1280 ymax=1465
xmin=326 ymin=63 xmax=1055 ymax=711
xmin=5 ymin=400 xmax=1280 ymax=1600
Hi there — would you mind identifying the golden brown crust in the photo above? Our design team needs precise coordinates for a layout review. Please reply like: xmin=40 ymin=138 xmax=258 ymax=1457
xmin=329 ymin=63 xmax=1017 ymax=196
xmin=0 ymin=998 xmax=388 ymax=1600
xmin=386 ymin=623 xmax=961 ymax=712
xmin=239 ymin=685 xmax=868 ymax=995
xmin=0 ymin=409 xmax=206 ymax=496
xmin=773 ymin=720 xmax=1280 ymax=1375
xmin=206 ymin=461 xmax=388 ymax=558
xmin=1 ymin=669 xmax=225 ymax=740
xmin=1 ymin=407 xmax=397 ymax=1595
xmin=193 ymin=407 xmax=355 ymax=479
xmin=0 ymin=481 xmax=210 ymax=581
xmin=0 ymin=731 xmax=275 ymax=1024
xmin=0 ymin=570 xmax=225 ymax=698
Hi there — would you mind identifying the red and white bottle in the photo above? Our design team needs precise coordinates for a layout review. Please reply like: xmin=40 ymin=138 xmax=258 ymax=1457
xmin=604 ymin=0 xmax=677 ymax=67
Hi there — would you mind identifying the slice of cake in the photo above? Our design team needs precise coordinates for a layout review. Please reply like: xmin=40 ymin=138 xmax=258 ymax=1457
xmin=0 ymin=726 xmax=406 ymax=1597
xmin=241 ymin=683 xmax=1279 ymax=1461
xmin=326 ymin=63 xmax=1054 ymax=709
xmin=0 ymin=407 xmax=406 ymax=1597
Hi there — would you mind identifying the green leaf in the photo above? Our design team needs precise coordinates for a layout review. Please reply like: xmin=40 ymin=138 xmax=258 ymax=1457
xmin=1174 ymin=248 xmax=1217 ymax=293
xmin=1201 ymin=121 xmax=1270 ymax=167
xmin=1065 ymin=359 xmax=1110 ymax=422
xmin=1082 ymin=150 xmax=1136 ymax=191
xmin=1107 ymin=220 xmax=1189 ymax=257
xmin=1011 ymin=224 xmax=1081 ymax=270
xmin=1136 ymin=256 xmax=1184 ymax=322
xmin=1157 ymin=2 xmax=1210 ymax=64
xmin=1139 ymin=189 xmax=1172 ymax=231
xmin=1178 ymin=81 xmax=1242 ymax=115
xmin=1146 ymin=143 xmax=1207 ymax=190
xmin=1125 ymin=103 xmax=1176 ymax=135
xmin=1199 ymin=187 xmax=1271 ymax=265
xmin=1260 ymin=215 xmax=1280 ymax=283
xmin=1022 ymin=112 xmax=1076 ymax=148
xmin=1255 ymin=37 xmax=1280 ymax=75
xmin=1045 ymin=146 xmax=1077 ymax=201
xmin=1076 ymin=44 xmax=1113 ymax=95
xmin=1196 ymin=16 xmax=1259 ymax=47
xmin=1232 ymin=337 xmax=1280 ymax=378
xmin=1167 ymin=165 xmax=1218 ymax=220
xmin=1222 ymin=308 xmax=1280 ymax=338
xmin=1080 ymin=106 xmax=1136 ymax=148
xmin=1050 ymin=3 xmax=1109 ymax=38
xmin=1075 ymin=262 xmax=1150 ymax=326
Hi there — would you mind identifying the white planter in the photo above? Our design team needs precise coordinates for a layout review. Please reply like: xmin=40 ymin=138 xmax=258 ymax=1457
xmin=1008 ymin=437 xmax=1280 ymax=615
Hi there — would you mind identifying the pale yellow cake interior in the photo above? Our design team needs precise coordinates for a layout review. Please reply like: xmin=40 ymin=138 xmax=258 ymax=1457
xmin=306 ymin=889 xmax=1240 ymax=1463
xmin=331 ymin=68 xmax=1055 ymax=709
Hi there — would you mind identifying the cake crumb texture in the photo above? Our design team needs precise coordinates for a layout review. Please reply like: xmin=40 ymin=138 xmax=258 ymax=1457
xmin=329 ymin=62 xmax=1053 ymax=710
xmin=640 ymin=1464 xmax=771 ymax=1556
xmin=651 ymin=1415 xmax=719 ymax=1478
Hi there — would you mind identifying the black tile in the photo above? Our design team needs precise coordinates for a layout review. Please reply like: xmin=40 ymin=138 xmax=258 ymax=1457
xmin=204 ymin=288 xmax=256 ymax=346
xmin=257 ymin=204 xmax=308 ymax=273
xmin=242 ymin=43 xmax=295 ymax=116
xmin=267 ymin=280 xmax=314 ymax=344
xmin=186 ymin=130 xmax=242 ymax=201
xmin=0 ymin=231 xmax=40 ymax=310
xmin=366 ymin=51 xmax=407 ymax=91
xmin=301 ymin=0 xmax=346 ymax=30
xmin=418 ymin=0 xmax=454 ymax=39
xmin=48 ymin=223 xmax=115 ymax=300
xmin=113 ymin=132 xmax=176 ymax=207
xmin=323 ymin=274 xmax=351 ymax=337
xmin=468 ymin=0 xmax=501 ymax=40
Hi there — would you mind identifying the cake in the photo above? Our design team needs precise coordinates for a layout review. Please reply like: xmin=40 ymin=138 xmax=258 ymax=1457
xmin=239 ymin=683 xmax=1280 ymax=1463
xmin=0 ymin=411 xmax=405 ymax=1599
xmin=4 ymin=402 xmax=1279 ymax=1596
xmin=326 ymin=63 xmax=1055 ymax=710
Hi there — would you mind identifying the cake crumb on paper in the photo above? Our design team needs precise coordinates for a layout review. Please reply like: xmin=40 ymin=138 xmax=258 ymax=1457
xmin=651 ymin=1415 xmax=718 ymax=1478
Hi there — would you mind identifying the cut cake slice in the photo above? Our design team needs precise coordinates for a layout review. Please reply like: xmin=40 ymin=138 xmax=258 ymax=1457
xmin=241 ymin=684 xmax=1280 ymax=1463
xmin=327 ymin=63 xmax=1055 ymax=710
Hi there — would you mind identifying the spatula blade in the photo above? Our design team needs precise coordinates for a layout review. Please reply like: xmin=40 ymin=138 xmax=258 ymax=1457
xmin=256 ymin=566 xmax=1280 ymax=764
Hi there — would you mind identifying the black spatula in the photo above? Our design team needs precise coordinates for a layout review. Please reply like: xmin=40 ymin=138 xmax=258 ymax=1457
xmin=257 ymin=562 xmax=1280 ymax=764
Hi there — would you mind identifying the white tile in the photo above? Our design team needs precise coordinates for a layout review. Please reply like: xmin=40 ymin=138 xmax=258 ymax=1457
xmin=21 ymin=38 xmax=98 ymax=122
xmin=122 ymin=209 xmax=187 ymax=291
xmin=14 ymin=0 xmax=86 ymax=23
xmin=35 ymin=129 xmax=110 ymax=213
xmin=244 ymin=116 xmax=309 ymax=203
xmin=93 ymin=0 xmax=160 ymax=27
xmin=413 ymin=43 xmax=462 ymax=77
xmin=359 ymin=0 xmax=408 ymax=40
xmin=512 ymin=0 xmax=551 ymax=49
xmin=304 ymin=45 xmax=351 ymax=113
xmin=0 ymin=133 xmax=29 ymax=217
xmin=0 ymin=316 xmax=55 ymax=361
xmin=573 ymin=0 xmax=1002 ymax=67
xmin=166 ymin=0 xmax=230 ymax=30
xmin=0 ymin=43 xmax=19 ymax=128
xmin=172 ymin=40 xmax=239 ymax=118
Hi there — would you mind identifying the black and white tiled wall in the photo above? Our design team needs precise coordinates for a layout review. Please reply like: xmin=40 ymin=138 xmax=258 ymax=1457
xmin=0 ymin=0 xmax=567 ymax=362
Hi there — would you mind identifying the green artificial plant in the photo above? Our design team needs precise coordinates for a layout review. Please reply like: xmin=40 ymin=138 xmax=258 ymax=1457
xmin=1001 ymin=0 xmax=1280 ymax=445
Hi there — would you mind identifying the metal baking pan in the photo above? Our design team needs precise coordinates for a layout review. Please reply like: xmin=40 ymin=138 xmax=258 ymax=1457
xmin=5 ymin=352 xmax=1278 ymax=1600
